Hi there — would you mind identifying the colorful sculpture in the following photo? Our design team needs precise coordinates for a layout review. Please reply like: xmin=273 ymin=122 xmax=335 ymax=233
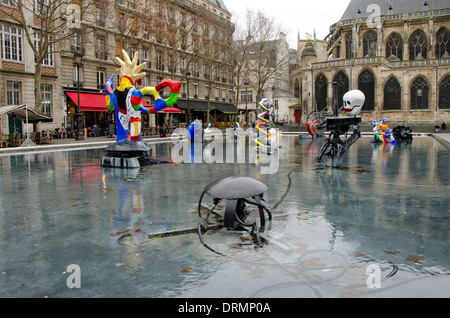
xmin=306 ymin=120 xmax=319 ymax=137
xmin=101 ymin=50 xmax=181 ymax=168
xmin=105 ymin=50 xmax=181 ymax=143
xmin=255 ymin=98 xmax=271 ymax=148
xmin=371 ymin=118 xmax=397 ymax=145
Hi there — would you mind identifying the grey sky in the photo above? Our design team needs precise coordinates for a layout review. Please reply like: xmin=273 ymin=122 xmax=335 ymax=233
xmin=224 ymin=0 xmax=351 ymax=48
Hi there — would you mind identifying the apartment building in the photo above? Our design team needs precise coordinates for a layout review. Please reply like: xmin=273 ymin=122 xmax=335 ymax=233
xmin=0 ymin=0 xmax=235 ymax=137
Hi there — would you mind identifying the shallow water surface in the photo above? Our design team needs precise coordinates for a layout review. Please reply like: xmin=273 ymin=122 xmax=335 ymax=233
xmin=0 ymin=136 xmax=449 ymax=297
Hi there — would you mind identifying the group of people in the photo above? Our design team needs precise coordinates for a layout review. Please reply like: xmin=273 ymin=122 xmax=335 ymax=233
xmin=435 ymin=122 xmax=447 ymax=133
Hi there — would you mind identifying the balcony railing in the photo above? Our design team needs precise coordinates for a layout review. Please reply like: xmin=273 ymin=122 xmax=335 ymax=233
xmin=95 ymin=51 xmax=107 ymax=60
xmin=71 ymin=46 xmax=85 ymax=57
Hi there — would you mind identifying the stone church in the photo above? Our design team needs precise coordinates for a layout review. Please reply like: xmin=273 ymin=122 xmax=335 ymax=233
xmin=290 ymin=0 xmax=450 ymax=127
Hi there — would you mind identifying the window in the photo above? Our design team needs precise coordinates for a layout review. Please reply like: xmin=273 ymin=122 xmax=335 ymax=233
xmin=204 ymin=86 xmax=209 ymax=99
xmin=156 ymin=51 xmax=164 ymax=71
xmin=1 ymin=0 xmax=17 ymax=7
xmin=96 ymin=7 xmax=105 ymax=27
xmin=358 ymin=70 xmax=375 ymax=111
xmin=96 ymin=69 xmax=105 ymax=90
xmin=436 ymin=28 xmax=450 ymax=58
xmin=240 ymin=90 xmax=252 ymax=103
xmin=409 ymin=30 xmax=428 ymax=60
xmin=142 ymin=75 xmax=149 ymax=87
xmin=95 ymin=36 xmax=106 ymax=59
xmin=363 ymin=31 xmax=377 ymax=57
xmin=6 ymin=81 xmax=21 ymax=105
xmin=193 ymin=84 xmax=198 ymax=98
xmin=41 ymin=84 xmax=52 ymax=116
xmin=438 ymin=75 xmax=450 ymax=110
xmin=73 ymin=65 xmax=83 ymax=87
xmin=333 ymin=71 xmax=349 ymax=109
xmin=34 ymin=32 xmax=54 ymax=66
xmin=34 ymin=0 xmax=49 ymax=15
xmin=0 ymin=24 xmax=23 ymax=62
xmin=315 ymin=74 xmax=328 ymax=112
xmin=180 ymin=58 xmax=186 ymax=74
xmin=386 ymin=33 xmax=403 ymax=60
xmin=410 ymin=76 xmax=429 ymax=110
xmin=294 ymin=79 xmax=300 ymax=99
xmin=345 ymin=34 xmax=352 ymax=59
xmin=383 ymin=76 xmax=401 ymax=110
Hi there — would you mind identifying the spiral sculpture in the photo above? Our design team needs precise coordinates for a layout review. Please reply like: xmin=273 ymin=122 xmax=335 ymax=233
xmin=255 ymin=98 xmax=271 ymax=148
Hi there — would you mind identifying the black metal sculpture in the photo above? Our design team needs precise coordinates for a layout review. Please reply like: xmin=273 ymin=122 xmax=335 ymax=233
xmin=316 ymin=83 xmax=365 ymax=168
xmin=197 ymin=176 xmax=272 ymax=247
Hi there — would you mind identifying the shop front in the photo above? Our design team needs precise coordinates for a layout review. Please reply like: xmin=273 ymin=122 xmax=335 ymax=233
xmin=65 ymin=90 xmax=150 ymax=137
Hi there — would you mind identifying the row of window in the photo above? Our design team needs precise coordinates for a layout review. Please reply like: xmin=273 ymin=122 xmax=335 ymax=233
xmin=6 ymin=81 xmax=52 ymax=115
xmin=313 ymin=71 xmax=450 ymax=111
xmin=342 ymin=28 xmax=450 ymax=60
xmin=0 ymin=24 xmax=54 ymax=66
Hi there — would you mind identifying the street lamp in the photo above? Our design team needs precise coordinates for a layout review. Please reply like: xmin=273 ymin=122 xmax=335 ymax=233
xmin=186 ymin=71 xmax=191 ymax=124
xmin=74 ymin=53 xmax=84 ymax=141
xmin=244 ymin=79 xmax=249 ymax=127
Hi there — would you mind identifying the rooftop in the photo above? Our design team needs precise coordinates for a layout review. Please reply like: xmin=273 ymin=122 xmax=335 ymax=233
xmin=340 ymin=0 xmax=449 ymax=21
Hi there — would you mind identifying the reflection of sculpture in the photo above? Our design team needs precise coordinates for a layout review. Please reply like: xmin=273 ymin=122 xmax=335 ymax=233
xmin=101 ymin=50 xmax=181 ymax=168
xmin=105 ymin=50 xmax=181 ymax=143
xmin=371 ymin=118 xmax=397 ymax=145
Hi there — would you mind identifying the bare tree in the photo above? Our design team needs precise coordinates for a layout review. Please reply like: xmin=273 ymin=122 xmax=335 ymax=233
xmin=0 ymin=0 xmax=94 ymax=115
xmin=232 ymin=9 xmax=289 ymax=107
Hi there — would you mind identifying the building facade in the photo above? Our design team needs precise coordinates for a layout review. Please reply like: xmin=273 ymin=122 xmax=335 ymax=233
xmin=0 ymin=0 xmax=235 ymax=137
xmin=236 ymin=32 xmax=296 ymax=125
xmin=291 ymin=0 xmax=450 ymax=126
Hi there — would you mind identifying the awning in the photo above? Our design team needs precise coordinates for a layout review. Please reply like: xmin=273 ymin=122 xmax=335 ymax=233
xmin=175 ymin=99 xmax=236 ymax=113
xmin=212 ymin=103 xmax=237 ymax=113
xmin=66 ymin=92 xmax=149 ymax=112
xmin=158 ymin=106 xmax=181 ymax=114
xmin=0 ymin=104 xmax=53 ymax=123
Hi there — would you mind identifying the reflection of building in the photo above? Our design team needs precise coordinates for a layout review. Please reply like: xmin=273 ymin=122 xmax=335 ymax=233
xmin=290 ymin=0 xmax=450 ymax=125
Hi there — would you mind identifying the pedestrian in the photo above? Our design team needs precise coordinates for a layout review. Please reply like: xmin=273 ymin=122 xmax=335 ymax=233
xmin=435 ymin=124 xmax=441 ymax=133
xmin=159 ymin=123 xmax=167 ymax=138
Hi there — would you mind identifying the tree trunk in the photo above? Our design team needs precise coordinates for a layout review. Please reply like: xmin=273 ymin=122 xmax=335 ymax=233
xmin=33 ymin=63 xmax=42 ymax=133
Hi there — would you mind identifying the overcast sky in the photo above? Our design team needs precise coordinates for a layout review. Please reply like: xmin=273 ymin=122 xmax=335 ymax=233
xmin=224 ymin=0 xmax=351 ymax=49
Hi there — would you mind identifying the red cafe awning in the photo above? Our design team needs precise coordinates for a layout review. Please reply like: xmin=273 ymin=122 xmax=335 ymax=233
xmin=66 ymin=92 xmax=149 ymax=112
xmin=158 ymin=106 xmax=182 ymax=113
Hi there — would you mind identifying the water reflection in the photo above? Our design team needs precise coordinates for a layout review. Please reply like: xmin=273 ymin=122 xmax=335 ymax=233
xmin=0 ymin=136 xmax=449 ymax=297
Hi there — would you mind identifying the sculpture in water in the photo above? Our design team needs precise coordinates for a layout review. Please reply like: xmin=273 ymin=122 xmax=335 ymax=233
xmin=101 ymin=50 xmax=181 ymax=168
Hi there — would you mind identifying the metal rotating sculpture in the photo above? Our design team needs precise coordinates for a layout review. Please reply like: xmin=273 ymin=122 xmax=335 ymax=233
xmin=197 ymin=176 xmax=273 ymax=247
xmin=315 ymin=83 xmax=365 ymax=168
